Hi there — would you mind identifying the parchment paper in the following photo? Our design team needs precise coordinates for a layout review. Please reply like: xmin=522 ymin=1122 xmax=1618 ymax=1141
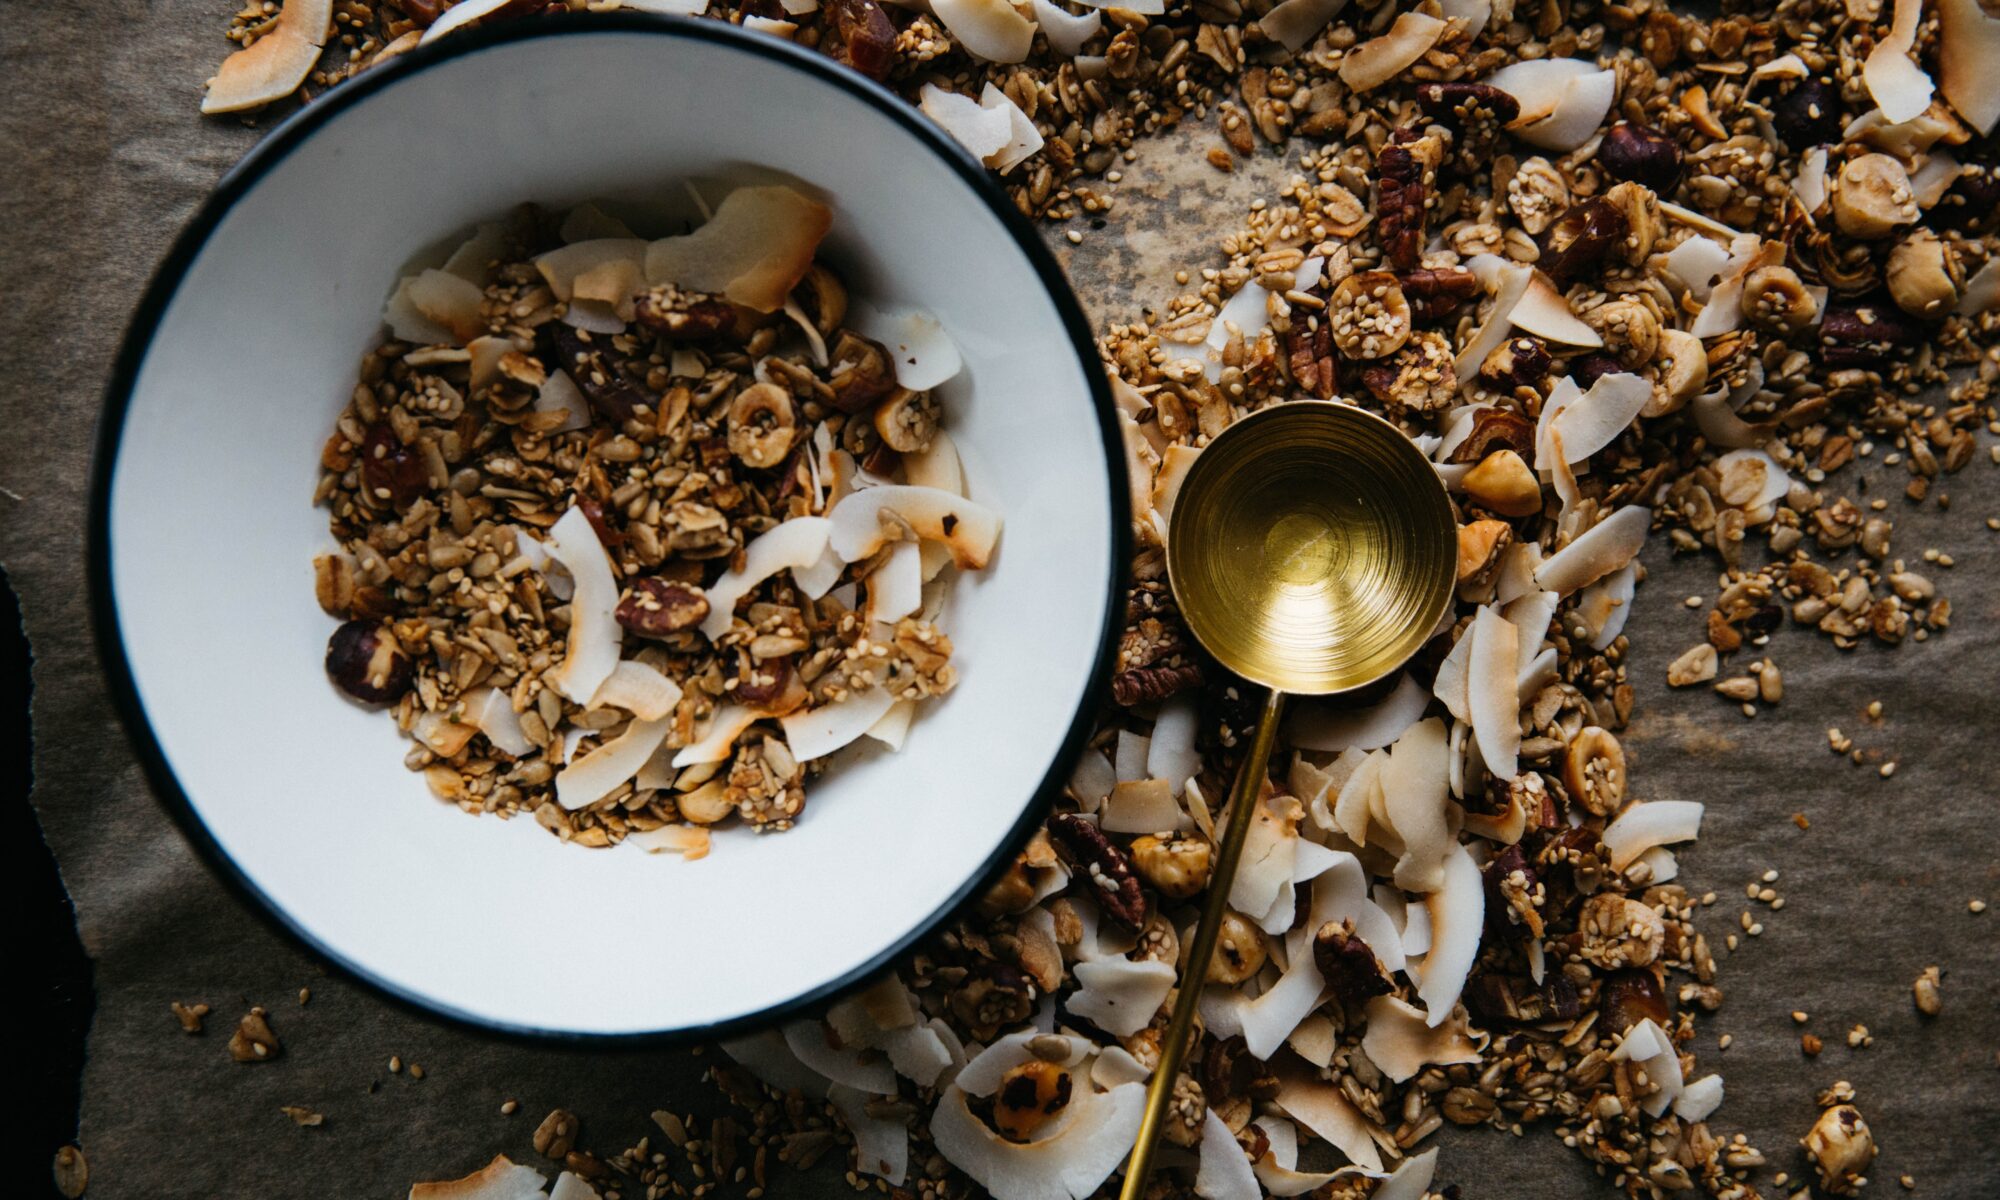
xmin=3 ymin=3 xmax=1996 ymax=1196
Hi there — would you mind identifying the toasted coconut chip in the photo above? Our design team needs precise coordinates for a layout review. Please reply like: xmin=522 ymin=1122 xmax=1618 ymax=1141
xmin=1361 ymin=995 xmax=1481 ymax=1083
xmin=589 ymin=659 xmax=684 ymax=721
xmin=1690 ymin=235 xmax=1775 ymax=339
xmin=1792 ymin=148 xmax=1831 ymax=214
xmin=1101 ymin=778 xmax=1188 ymax=833
xmin=865 ymin=540 xmax=924 ymax=627
xmin=1261 ymin=0 xmax=1352 ymax=53
xmin=1454 ymin=262 xmax=1534 ymax=389
xmin=465 ymin=334 xmax=511 ymax=392
xmin=1332 ymin=750 xmax=1385 ymax=847
xmin=444 ymin=221 xmax=514 ymax=284
xmin=1518 ymin=645 xmax=1559 ymax=702
xmin=1535 ymin=505 xmax=1650 ymax=596
xmin=670 ymin=704 xmax=757 ymax=768
xmin=623 ymin=0 xmax=713 ymax=11
xmin=549 ymin=1172 xmax=599 ymax=1200
xmin=1227 ymin=796 xmax=1301 ymax=927
xmin=1273 ymin=1059 xmax=1386 ymax=1172
xmin=1227 ymin=937 xmax=1326 ymax=1060
xmin=1194 ymin=1109 xmax=1260 ymax=1200
xmin=1662 ymin=234 xmax=1734 ymax=303
xmin=1250 ymin=1119 xmax=1349 ymax=1196
xmin=1068 ymin=748 xmax=1116 ymax=810
xmin=560 ymin=299 xmax=626 ymax=335
xmin=1939 ymin=0 xmax=2000 ymax=134
xmin=904 ymin=429 xmax=965 ymax=496
xmin=1288 ymin=1014 xmax=1338 ymax=1068
xmin=828 ymin=1084 xmax=909 ymax=1184
xmin=1433 ymin=627 xmax=1473 ymax=723
xmin=386 ymin=269 xmax=486 ymax=346
xmin=462 ymin=687 xmax=532 ymax=757
xmin=1467 ymin=606 xmax=1521 ymax=781
xmin=1461 ymin=766 xmax=1528 ymax=844
xmin=782 ymin=688 xmax=897 ymax=762
xmin=1068 ymin=958 xmax=1176 ymax=1037
xmin=1146 ymin=693 xmax=1201 ymax=792
xmin=1210 ymin=280 xmax=1274 ymax=348
xmin=409 ymin=1154 xmax=547 ymax=1200
xmin=1286 ymin=673 xmax=1428 ymax=753
xmin=558 ymin=203 xmax=637 ymax=245
xmin=700 ymin=517 xmax=833 ymax=639
xmin=1485 ymin=57 xmax=1598 ymax=121
xmin=931 ymin=0 xmax=1036 ymax=62
xmin=1865 ymin=0 xmax=1934 ymax=124
xmin=1151 ymin=443 xmax=1202 ymax=533
xmin=1603 ymin=799 xmax=1704 ymax=872
xmin=625 ymin=824 xmax=710 ymax=860
xmin=1441 ymin=0 xmax=1492 ymax=36
xmin=645 ymin=185 xmax=831 ymax=314
xmin=1383 ymin=718 xmax=1453 ymax=893
xmin=1432 ymin=403 xmax=1488 ymax=462
xmin=420 ymin=0 xmax=518 ymax=43
xmin=1114 ymin=730 xmax=1151 ymax=781
xmin=742 ymin=14 xmax=799 ymax=35
xmin=1676 ymin=1073 xmax=1725 ymax=1122
xmin=1502 ymin=589 xmax=1558 ymax=670
xmin=1910 ymin=152 xmax=1966 ymax=208
xmin=543 ymin=506 xmax=624 ymax=704
xmin=930 ymin=1081 xmax=1146 ymax=1200
xmin=201 ymin=0 xmax=332 ymax=114
xmin=1117 ymin=408 xmax=1161 ymax=526
xmin=1715 ymin=448 xmax=1793 ymax=509
xmin=1958 ymin=256 xmax=2000 ymax=314
xmin=1339 ymin=12 xmax=1447 ymax=92
xmin=1074 ymin=0 xmax=1162 ymax=9
xmin=1401 ymin=901 xmax=1431 ymax=956
xmin=921 ymin=83 xmax=1014 ymax=162
xmin=1446 ymin=720 xmax=1473 ymax=801
xmin=1576 ymin=562 xmax=1638 ymax=651
xmin=828 ymin=484 xmax=1001 ymax=569
xmin=1014 ymin=907 xmax=1067 ymax=994
xmin=1414 ymin=844 xmax=1483 ymax=1024
xmin=536 ymin=239 xmax=648 ymax=304
xmin=957 ymin=1031 xmax=1089 ymax=1097
xmin=864 ymin=699 xmax=918 ymax=751
xmin=1512 ymin=272 xmax=1603 ymax=345
xmin=556 ymin=715 xmax=671 ymax=810
xmin=414 ymin=711 xmax=479 ymax=757
xmin=1521 ymin=68 xmax=1617 ymax=150
xmin=535 ymin=369 xmax=592 ymax=433
xmin=1550 ymin=372 xmax=1649 ymax=463
xmin=1611 ymin=1017 xmax=1684 ymax=1117
xmin=1637 ymin=845 xmax=1679 ymax=884
xmin=978 ymin=83 xmax=1045 ymax=173
xmin=1692 ymin=388 xmax=1774 ymax=450
xmin=1030 ymin=0 xmax=1101 ymax=55
xmin=1295 ymin=747 xmax=1363 ymax=834
xmin=783 ymin=1020 xmax=897 ymax=1094
xmin=722 ymin=1029 xmax=830 ymax=1096
xmin=573 ymin=258 xmax=645 ymax=321
xmin=1660 ymin=202 xmax=1744 ymax=242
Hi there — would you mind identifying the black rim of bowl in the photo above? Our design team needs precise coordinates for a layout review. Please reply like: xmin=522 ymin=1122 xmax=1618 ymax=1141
xmin=86 ymin=10 xmax=1131 ymax=1047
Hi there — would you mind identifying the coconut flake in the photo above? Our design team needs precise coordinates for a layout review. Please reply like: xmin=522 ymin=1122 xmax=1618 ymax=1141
xmin=1511 ymin=272 xmax=1603 ymax=345
xmin=1331 ymin=750 xmax=1385 ymax=847
xmin=645 ymin=185 xmax=831 ymax=314
xmin=1957 ymin=256 xmax=2000 ymax=315
xmin=1339 ymin=12 xmax=1447 ymax=93
xmin=782 ymin=688 xmax=897 ymax=762
xmin=1361 ymin=995 xmax=1482 ymax=1083
xmin=827 ymin=485 xmax=1001 ymax=569
xmin=408 ymin=1154 xmax=548 ymax=1200
xmin=1195 ymin=1109 xmax=1261 ymax=1200
xmin=535 ymin=369 xmax=592 ymax=433
xmin=700 ymin=517 xmax=833 ymax=639
xmin=1068 ymin=958 xmax=1176 ymax=1036
xmin=904 ymin=430 xmax=965 ymax=496
xmin=1485 ymin=57 xmax=1598 ymax=120
xmin=1068 ymin=749 xmax=1116 ymax=810
xmin=1417 ymin=849 xmax=1482 ymax=1015
xmin=1676 ymin=1074 xmax=1725 ymax=1122
xmin=1383 ymin=718 xmax=1453 ymax=893
xmin=1285 ymin=674 xmax=1429 ymax=753
xmin=929 ymin=1081 xmax=1146 ymax=1200
xmin=829 ymin=1085 xmax=908 ymax=1184
xmin=1257 ymin=0 xmax=1351 ymax=52
xmin=536 ymin=239 xmax=648 ymax=304
xmin=1663 ymin=234 xmax=1735 ymax=303
xmin=955 ymin=1031 xmax=1089 ymax=1097
xmin=1433 ymin=628 xmax=1473 ymax=723
xmin=1865 ymin=0 xmax=1935 ymax=125
xmin=931 ymin=0 xmax=1036 ymax=62
xmin=201 ymin=0 xmax=332 ymax=114
xmin=1249 ymin=1119 xmax=1347 ymax=1195
xmin=1467 ymin=606 xmax=1520 ymax=782
xmin=387 ymin=269 xmax=487 ymax=345
xmin=978 ymin=83 xmax=1046 ymax=174
xmin=1031 ymin=0 xmax=1101 ymax=55
xmin=1454 ymin=263 xmax=1534 ymax=389
xmin=1146 ymin=694 xmax=1201 ymax=792
xmin=1114 ymin=730 xmax=1151 ymax=781
xmin=1440 ymin=0 xmax=1492 ymax=37
xmin=625 ymin=825 xmax=711 ymax=860
xmin=1602 ymin=799 xmax=1704 ymax=872
xmin=462 ymin=687 xmax=532 ymax=757
xmin=1229 ymin=798 xmax=1301 ymax=929
xmin=1689 ymin=235 xmax=1772 ymax=338
xmin=1550 ymin=372 xmax=1650 ymax=463
xmin=1273 ymin=1059 xmax=1385 ymax=1172
xmin=549 ymin=1172 xmax=599 ymax=1200
xmin=1715 ymin=448 xmax=1793 ymax=509
xmin=865 ymin=540 xmax=925 ymax=627
xmin=556 ymin=716 xmax=671 ymax=810
xmin=1939 ymin=0 xmax=2000 ymax=134
xmin=670 ymin=704 xmax=757 ymax=768
xmin=1576 ymin=562 xmax=1638 ymax=651
xmin=783 ymin=1020 xmax=897 ymax=1094
xmin=1790 ymin=148 xmax=1831 ymax=215
xmin=1232 ymin=946 xmax=1326 ymax=1060
xmin=1101 ymin=779 xmax=1188 ymax=833
xmin=863 ymin=700 xmax=918 ymax=752
xmin=1288 ymin=1015 xmax=1338 ymax=1068
xmin=1535 ymin=506 xmax=1650 ymax=596
xmin=543 ymin=506 xmax=624 ymax=704
xmin=1304 ymin=853 xmax=1407 ymax=976
xmin=721 ymin=1029 xmax=829 ymax=1096
xmin=920 ymin=83 xmax=1017 ymax=163
xmin=589 ymin=659 xmax=684 ymax=721
xmin=1611 ymin=1018 xmax=1685 ymax=1117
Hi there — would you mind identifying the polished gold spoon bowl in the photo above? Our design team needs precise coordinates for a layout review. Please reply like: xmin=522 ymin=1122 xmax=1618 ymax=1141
xmin=1121 ymin=400 xmax=1456 ymax=1196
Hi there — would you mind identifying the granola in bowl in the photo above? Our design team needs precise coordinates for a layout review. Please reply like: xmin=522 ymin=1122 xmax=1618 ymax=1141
xmin=312 ymin=183 xmax=1001 ymax=853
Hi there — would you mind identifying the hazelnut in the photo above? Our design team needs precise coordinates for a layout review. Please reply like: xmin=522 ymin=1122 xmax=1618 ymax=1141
xmin=1739 ymin=264 xmax=1820 ymax=334
xmin=1456 ymin=519 xmax=1513 ymax=586
xmin=826 ymin=330 xmax=897 ymax=413
xmin=1327 ymin=271 xmax=1413 ymax=359
xmin=1833 ymin=154 xmax=1918 ymax=239
xmin=1563 ymin=726 xmax=1627 ymax=816
xmin=1461 ymin=449 xmax=1543 ymax=518
xmin=325 ymin=621 xmax=412 ymax=705
xmin=725 ymin=382 xmax=798 ymax=469
xmin=615 ymin=578 xmax=709 ymax=639
xmin=1599 ymin=122 xmax=1683 ymax=192
xmin=1582 ymin=297 xmax=1661 ymax=368
xmin=992 ymin=1061 xmax=1074 ymax=1142
xmin=871 ymin=387 xmax=940 ymax=453
xmin=1130 ymin=833 xmax=1214 ymax=899
xmin=1803 ymin=1104 xmax=1877 ymax=1196
xmin=1885 ymin=230 xmax=1963 ymax=319
xmin=1206 ymin=910 xmax=1267 ymax=985
xmin=1772 ymin=77 xmax=1844 ymax=149
xmin=1578 ymin=893 xmax=1665 ymax=969
xmin=791 ymin=264 xmax=848 ymax=336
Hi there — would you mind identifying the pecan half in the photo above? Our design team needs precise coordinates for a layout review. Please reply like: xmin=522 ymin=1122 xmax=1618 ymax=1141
xmin=615 ymin=578 xmax=709 ymax=638
xmin=1313 ymin=921 xmax=1392 ymax=1006
xmin=1284 ymin=315 xmax=1337 ymax=399
xmin=1399 ymin=266 xmax=1481 ymax=322
xmin=1414 ymin=82 xmax=1518 ymax=168
xmin=1111 ymin=662 xmax=1204 ymax=706
xmin=1048 ymin=813 xmax=1148 ymax=930
xmin=1376 ymin=138 xmax=1428 ymax=271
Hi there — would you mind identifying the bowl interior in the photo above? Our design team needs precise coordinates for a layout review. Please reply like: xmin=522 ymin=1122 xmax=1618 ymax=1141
xmin=102 ymin=21 xmax=1118 ymax=1037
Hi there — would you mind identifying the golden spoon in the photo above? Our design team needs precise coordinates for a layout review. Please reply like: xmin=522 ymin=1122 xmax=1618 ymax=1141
xmin=1118 ymin=400 xmax=1456 ymax=1197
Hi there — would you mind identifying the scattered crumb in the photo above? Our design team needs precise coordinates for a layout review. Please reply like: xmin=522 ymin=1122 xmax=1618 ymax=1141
xmin=281 ymin=1105 xmax=324 ymax=1127
xmin=52 ymin=1145 xmax=87 ymax=1199
xmin=501 ymin=1099 xmax=520 ymax=1116
xmin=227 ymin=1009 xmax=281 ymax=1063
xmin=1913 ymin=966 xmax=1942 ymax=1017
xmin=1802 ymin=1033 xmax=1824 ymax=1056
xmin=170 ymin=1001 xmax=209 ymax=1034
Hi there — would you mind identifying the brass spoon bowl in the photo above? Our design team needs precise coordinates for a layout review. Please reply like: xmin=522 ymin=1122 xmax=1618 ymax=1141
xmin=1122 ymin=401 xmax=1455 ymax=1196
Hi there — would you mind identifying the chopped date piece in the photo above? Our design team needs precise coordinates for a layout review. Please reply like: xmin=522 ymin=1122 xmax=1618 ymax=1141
xmin=1821 ymin=296 xmax=1926 ymax=366
xmin=1313 ymin=921 xmax=1392 ymax=1005
xmin=359 ymin=421 xmax=431 ymax=507
xmin=827 ymin=0 xmax=899 ymax=81
xmin=1542 ymin=199 xmax=1629 ymax=284
xmin=1448 ymin=406 xmax=1538 ymax=463
xmin=1598 ymin=123 xmax=1683 ymax=192
xmin=543 ymin=323 xmax=649 ymax=424
xmin=1771 ymin=77 xmax=1845 ymax=150
xmin=634 ymin=285 xmax=737 ymax=340
xmin=326 ymin=621 xmax=412 ymax=705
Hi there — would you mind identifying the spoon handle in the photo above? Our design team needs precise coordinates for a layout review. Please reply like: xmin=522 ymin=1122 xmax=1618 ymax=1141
xmin=1118 ymin=688 xmax=1286 ymax=1200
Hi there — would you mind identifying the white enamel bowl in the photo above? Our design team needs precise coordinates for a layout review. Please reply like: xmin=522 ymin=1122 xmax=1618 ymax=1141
xmin=92 ymin=14 xmax=1125 ymax=1039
